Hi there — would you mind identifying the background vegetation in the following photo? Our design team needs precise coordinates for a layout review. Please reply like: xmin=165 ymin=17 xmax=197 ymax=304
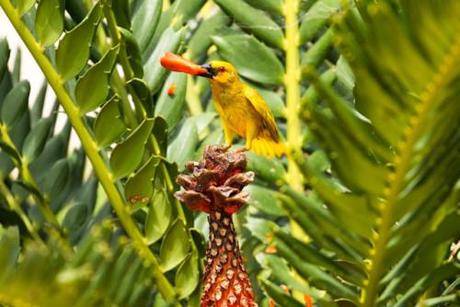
xmin=0 ymin=0 xmax=459 ymax=306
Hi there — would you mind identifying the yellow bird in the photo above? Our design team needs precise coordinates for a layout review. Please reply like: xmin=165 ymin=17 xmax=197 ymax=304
xmin=197 ymin=61 xmax=286 ymax=157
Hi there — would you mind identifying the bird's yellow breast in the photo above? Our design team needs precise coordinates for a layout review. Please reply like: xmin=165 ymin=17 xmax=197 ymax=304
xmin=211 ymin=81 xmax=256 ymax=137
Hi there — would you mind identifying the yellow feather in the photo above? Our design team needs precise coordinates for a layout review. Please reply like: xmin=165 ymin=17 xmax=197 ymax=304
xmin=207 ymin=61 xmax=286 ymax=158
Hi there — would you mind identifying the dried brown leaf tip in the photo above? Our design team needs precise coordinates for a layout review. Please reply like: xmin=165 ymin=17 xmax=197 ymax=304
xmin=175 ymin=145 xmax=257 ymax=307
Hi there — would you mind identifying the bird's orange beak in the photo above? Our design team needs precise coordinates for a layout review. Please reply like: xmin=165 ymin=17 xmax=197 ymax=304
xmin=160 ymin=52 xmax=214 ymax=78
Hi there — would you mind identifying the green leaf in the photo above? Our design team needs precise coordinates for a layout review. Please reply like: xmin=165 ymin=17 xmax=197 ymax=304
xmin=397 ymin=210 xmax=460 ymax=292
xmin=246 ymin=184 xmax=285 ymax=216
xmin=111 ymin=0 xmax=130 ymax=29
xmin=143 ymin=27 xmax=183 ymax=92
xmin=192 ymin=112 xmax=216 ymax=138
xmin=30 ymin=80 xmax=47 ymax=125
xmin=301 ymin=67 xmax=336 ymax=106
xmin=35 ymin=0 xmax=64 ymax=47
xmin=115 ymin=257 xmax=144 ymax=304
xmin=299 ymin=0 xmax=341 ymax=44
xmin=175 ymin=250 xmax=200 ymax=299
xmin=94 ymin=96 xmax=126 ymax=147
xmin=159 ymin=219 xmax=191 ymax=272
xmin=110 ymin=118 xmax=154 ymax=179
xmin=1 ymin=80 xmax=29 ymax=127
xmin=55 ymin=3 xmax=102 ymax=80
xmin=0 ymin=73 xmax=12 ymax=111
xmin=256 ymin=253 xmax=309 ymax=293
xmin=336 ymin=56 xmax=355 ymax=93
xmin=275 ymin=230 xmax=365 ymax=286
xmin=167 ymin=119 xmax=198 ymax=170
xmin=215 ymin=0 xmax=284 ymax=49
xmin=75 ymin=45 xmax=119 ymax=113
xmin=143 ymin=10 xmax=173 ymax=57
xmin=145 ymin=186 xmax=172 ymax=244
xmin=171 ymin=0 xmax=206 ymax=23
xmin=11 ymin=49 xmax=20 ymax=85
xmin=152 ymin=116 xmax=168 ymax=156
xmin=43 ymin=158 xmax=70 ymax=198
xmin=244 ymin=0 xmax=282 ymax=15
xmin=0 ymin=153 xmax=14 ymax=177
xmin=22 ymin=117 xmax=53 ymax=161
xmin=119 ymin=28 xmax=144 ymax=78
xmin=143 ymin=0 xmax=204 ymax=54
xmin=15 ymin=0 xmax=36 ymax=15
xmin=29 ymin=133 xmax=67 ymax=179
xmin=155 ymin=72 xmax=187 ymax=129
xmin=244 ymin=216 xmax=278 ymax=243
xmin=394 ymin=263 xmax=460 ymax=307
xmin=0 ymin=39 xmax=10 ymax=81
xmin=0 ymin=141 xmax=20 ymax=164
xmin=301 ymin=29 xmax=334 ymax=67
xmin=261 ymin=280 xmax=304 ymax=307
xmin=0 ymin=226 xmax=20 ymax=270
xmin=212 ymin=30 xmax=284 ymax=85
xmin=305 ymin=68 xmax=391 ymax=162
xmin=283 ymin=187 xmax=368 ymax=258
xmin=274 ymin=231 xmax=358 ymax=299
xmin=62 ymin=202 xmax=88 ymax=232
xmin=255 ymin=85 xmax=285 ymax=118
xmin=187 ymin=10 xmax=231 ymax=61
xmin=131 ymin=0 xmax=162 ymax=51
xmin=127 ymin=78 xmax=152 ymax=112
xmin=124 ymin=156 xmax=160 ymax=205
xmin=194 ymin=128 xmax=223 ymax=160
xmin=247 ymin=151 xmax=286 ymax=184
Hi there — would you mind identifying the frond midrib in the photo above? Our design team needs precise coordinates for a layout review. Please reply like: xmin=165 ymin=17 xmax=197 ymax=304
xmin=361 ymin=20 xmax=460 ymax=306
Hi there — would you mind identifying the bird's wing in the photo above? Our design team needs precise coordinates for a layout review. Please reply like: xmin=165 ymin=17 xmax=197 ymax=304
xmin=243 ymin=84 xmax=279 ymax=141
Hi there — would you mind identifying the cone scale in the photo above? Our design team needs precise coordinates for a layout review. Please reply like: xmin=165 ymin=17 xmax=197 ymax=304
xmin=176 ymin=145 xmax=257 ymax=307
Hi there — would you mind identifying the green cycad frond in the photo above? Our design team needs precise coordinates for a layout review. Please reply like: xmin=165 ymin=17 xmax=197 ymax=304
xmin=1 ymin=0 xmax=209 ymax=302
xmin=2 ymin=0 xmax=458 ymax=305
xmin=0 ymin=222 xmax=158 ymax=307
xmin=275 ymin=0 xmax=460 ymax=305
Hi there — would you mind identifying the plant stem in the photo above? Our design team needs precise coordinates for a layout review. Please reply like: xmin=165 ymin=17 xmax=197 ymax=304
xmin=0 ymin=0 xmax=177 ymax=301
xmin=282 ymin=2 xmax=310 ymax=302
xmin=283 ymin=0 xmax=306 ymax=242
xmin=361 ymin=30 xmax=460 ymax=307
xmin=283 ymin=0 xmax=303 ymax=191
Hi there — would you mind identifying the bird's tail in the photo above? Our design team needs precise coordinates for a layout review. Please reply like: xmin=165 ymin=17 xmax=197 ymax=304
xmin=250 ymin=138 xmax=287 ymax=158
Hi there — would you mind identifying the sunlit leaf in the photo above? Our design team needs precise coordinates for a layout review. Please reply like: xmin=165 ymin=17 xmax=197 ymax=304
xmin=55 ymin=3 xmax=102 ymax=80
xmin=94 ymin=96 xmax=126 ymax=147
xmin=212 ymin=30 xmax=284 ymax=85
xmin=75 ymin=45 xmax=119 ymax=113
xmin=35 ymin=0 xmax=64 ymax=47
xmin=110 ymin=118 xmax=154 ymax=179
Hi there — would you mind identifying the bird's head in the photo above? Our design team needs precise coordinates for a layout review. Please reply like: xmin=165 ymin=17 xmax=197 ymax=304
xmin=198 ymin=61 xmax=239 ymax=84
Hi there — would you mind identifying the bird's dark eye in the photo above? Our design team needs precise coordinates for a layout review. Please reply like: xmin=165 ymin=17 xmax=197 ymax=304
xmin=217 ymin=67 xmax=226 ymax=72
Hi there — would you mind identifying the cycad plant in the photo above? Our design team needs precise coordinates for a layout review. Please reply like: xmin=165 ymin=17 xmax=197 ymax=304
xmin=0 ymin=0 xmax=459 ymax=306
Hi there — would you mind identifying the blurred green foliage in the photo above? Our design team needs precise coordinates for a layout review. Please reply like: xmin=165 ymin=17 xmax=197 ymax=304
xmin=0 ymin=0 xmax=459 ymax=306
